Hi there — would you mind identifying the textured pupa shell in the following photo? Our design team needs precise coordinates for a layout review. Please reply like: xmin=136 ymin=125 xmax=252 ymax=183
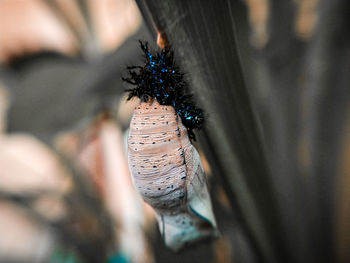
xmin=128 ymin=100 xmax=218 ymax=251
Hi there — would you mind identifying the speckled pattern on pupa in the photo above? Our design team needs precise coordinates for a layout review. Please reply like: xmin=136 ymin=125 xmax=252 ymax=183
xmin=128 ymin=100 xmax=218 ymax=251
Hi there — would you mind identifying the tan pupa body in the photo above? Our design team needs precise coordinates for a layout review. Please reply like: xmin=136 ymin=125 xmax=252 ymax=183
xmin=128 ymin=100 xmax=218 ymax=251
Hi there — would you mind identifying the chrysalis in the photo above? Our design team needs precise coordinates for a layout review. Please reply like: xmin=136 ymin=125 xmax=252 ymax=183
xmin=123 ymin=42 xmax=218 ymax=251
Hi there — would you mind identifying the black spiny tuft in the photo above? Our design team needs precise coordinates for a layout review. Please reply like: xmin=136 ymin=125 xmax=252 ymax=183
xmin=123 ymin=41 xmax=204 ymax=140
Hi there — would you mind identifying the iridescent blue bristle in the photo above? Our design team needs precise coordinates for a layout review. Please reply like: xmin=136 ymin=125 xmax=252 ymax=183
xmin=123 ymin=41 xmax=204 ymax=140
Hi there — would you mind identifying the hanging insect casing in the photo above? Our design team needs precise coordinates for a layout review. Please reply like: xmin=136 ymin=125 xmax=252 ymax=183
xmin=128 ymin=100 xmax=218 ymax=251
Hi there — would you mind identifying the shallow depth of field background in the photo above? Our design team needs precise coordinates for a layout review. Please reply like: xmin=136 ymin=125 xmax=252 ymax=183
xmin=0 ymin=1 xmax=349 ymax=263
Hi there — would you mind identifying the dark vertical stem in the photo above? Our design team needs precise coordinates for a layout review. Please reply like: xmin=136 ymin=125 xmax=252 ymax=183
xmin=135 ymin=0 xmax=157 ymax=40
xmin=141 ymin=1 xmax=290 ymax=262
xmin=304 ymin=0 xmax=350 ymax=261
xmin=253 ymin=1 xmax=311 ymax=262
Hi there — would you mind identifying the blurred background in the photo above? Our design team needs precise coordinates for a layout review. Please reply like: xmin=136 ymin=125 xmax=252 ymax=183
xmin=0 ymin=0 xmax=349 ymax=263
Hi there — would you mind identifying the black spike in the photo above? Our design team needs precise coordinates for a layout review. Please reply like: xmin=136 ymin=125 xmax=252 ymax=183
xmin=123 ymin=41 xmax=204 ymax=139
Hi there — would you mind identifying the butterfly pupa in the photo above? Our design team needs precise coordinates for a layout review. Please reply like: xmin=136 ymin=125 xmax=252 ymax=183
xmin=124 ymin=42 xmax=218 ymax=251
xmin=128 ymin=100 xmax=218 ymax=250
